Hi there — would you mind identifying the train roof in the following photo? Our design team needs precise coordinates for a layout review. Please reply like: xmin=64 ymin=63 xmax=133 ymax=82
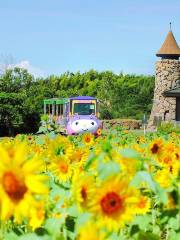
xmin=43 ymin=96 xmax=97 ymax=104
xmin=69 ymin=96 xmax=97 ymax=100
xmin=43 ymin=98 xmax=68 ymax=104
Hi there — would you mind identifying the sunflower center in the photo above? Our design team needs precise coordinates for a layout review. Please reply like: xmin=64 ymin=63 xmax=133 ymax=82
xmin=164 ymin=156 xmax=171 ymax=164
xmin=151 ymin=144 xmax=159 ymax=154
xmin=138 ymin=199 xmax=146 ymax=209
xmin=100 ymin=192 xmax=123 ymax=215
xmin=59 ymin=163 xmax=68 ymax=173
xmin=2 ymin=171 xmax=27 ymax=202
xmin=76 ymin=151 xmax=83 ymax=161
xmin=85 ymin=136 xmax=91 ymax=143
xmin=81 ymin=187 xmax=87 ymax=201
xmin=97 ymin=129 xmax=101 ymax=134
xmin=8 ymin=149 xmax=15 ymax=158
xmin=169 ymin=165 xmax=173 ymax=173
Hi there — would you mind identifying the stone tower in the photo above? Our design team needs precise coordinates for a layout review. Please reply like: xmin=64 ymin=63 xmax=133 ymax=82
xmin=148 ymin=27 xmax=180 ymax=128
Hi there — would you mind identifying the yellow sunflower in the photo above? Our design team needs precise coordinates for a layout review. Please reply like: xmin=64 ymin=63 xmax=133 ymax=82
xmin=47 ymin=135 xmax=74 ymax=161
xmin=159 ymin=152 xmax=175 ymax=166
xmin=82 ymin=133 xmax=94 ymax=146
xmin=174 ymin=147 xmax=180 ymax=161
xmin=89 ymin=175 xmax=139 ymax=231
xmin=159 ymin=152 xmax=180 ymax=175
xmin=0 ymin=143 xmax=49 ymax=225
xmin=149 ymin=138 xmax=164 ymax=155
xmin=136 ymin=196 xmax=151 ymax=214
xmin=115 ymin=154 xmax=139 ymax=179
xmin=77 ymin=221 xmax=106 ymax=240
xmin=166 ymin=193 xmax=177 ymax=209
xmin=164 ymin=142 xmax=176 ymax=153
xmin=49 ymin=157 xmax=72 ymax=182
xmin=29 ymin=201 xmax=45 ymax=230
xmin=72 ymin=172 xmax=95 ymax=211
xmin=96 ymin=128 xmax=102 ymax=136
xmin=155 ymin=169 xmax=172 ymax=188
xmin=69 ymin=147 xmax=89 ymax=167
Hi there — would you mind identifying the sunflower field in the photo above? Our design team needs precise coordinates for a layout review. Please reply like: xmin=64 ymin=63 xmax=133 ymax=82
xmin=0 ymin=129 xmax=179 ymax=240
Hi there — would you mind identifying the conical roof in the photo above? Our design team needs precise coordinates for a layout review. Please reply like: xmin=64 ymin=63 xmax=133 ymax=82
xmin=156 ymin=30 xmax=180 ymax=57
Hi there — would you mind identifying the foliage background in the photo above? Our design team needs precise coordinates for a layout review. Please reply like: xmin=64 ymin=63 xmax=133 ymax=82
xmin=0 ymin=68 xmax=154 ymax=136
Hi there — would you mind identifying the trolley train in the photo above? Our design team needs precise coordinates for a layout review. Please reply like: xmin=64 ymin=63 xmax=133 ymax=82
xmin=43 ymin=96 xmax=102 ymax=135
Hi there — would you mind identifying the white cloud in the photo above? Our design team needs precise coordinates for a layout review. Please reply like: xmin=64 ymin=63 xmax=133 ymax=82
xmin=7 ymin=60 xmax=46 ymax=78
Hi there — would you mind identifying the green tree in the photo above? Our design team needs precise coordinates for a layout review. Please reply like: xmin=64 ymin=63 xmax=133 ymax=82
xmin=0 ymin=68 xmax=155 ymax=136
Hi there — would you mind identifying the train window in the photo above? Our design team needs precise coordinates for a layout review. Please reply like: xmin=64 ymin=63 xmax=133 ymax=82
xmin=54 ymin=105 xmax=56 ymax=115
xmin=63 ymin=103 xmax=67 ymax=116
xmin=45 ymin=105 xmax=49 ymax=114
xmin=56 ymin=104 xmax=64 ymax=116
xmin=48 ymin=104 xmax=52 ymax=114
xmin=73 ymin=103 xmax=95 ymax=115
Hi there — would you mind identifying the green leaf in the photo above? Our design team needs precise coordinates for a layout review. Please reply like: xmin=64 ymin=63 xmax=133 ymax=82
xmin=108 ymin=232 xmax=120 ymax=240
xmin=3 ymin=232 xmax=19 ymax=240
xmin=98 ymin=161 xmax=121 ymax=180
xmin=152 ymin=225 xmax=160 ymax=235
xmin=68 ymin=204 xmax=79 ymax=217
xmin=131 ymin=171 xmax=156 ymax=191
xmin=75 ymin=213 xmax=91 ymax=229
xmin=44 ymin=218 xmax=64 ymax=236
xmin=65 ymin=216 xmax=76 ymax=232
xmin=137 ymin=231 xmax=159 ymax=240
xmin=35 ymin=136 xmax=45 ymax=145
xmin=47 ymin=132 xmax=56 ymax=139
xmin=168 ymin=217 xmax=180 ymax=230
xmin=154 ymin=182 xmax=168 ymax=204
xmin=19 ymin=233 xmax=49 ymax=240
xmin=133 ymin=215 xmax=152 ymax=230
xmin=37 ymin=126 xmax=47 ymax=134
xmin=120 ymin=148 xmax=141 ymax=160
xmin=131 ymin=171 xmax=168 ymax=204
xmin=169 ymin=232 xmax=180 ymax=240
xmin=84 ymin=154 xmax=97 ymax=171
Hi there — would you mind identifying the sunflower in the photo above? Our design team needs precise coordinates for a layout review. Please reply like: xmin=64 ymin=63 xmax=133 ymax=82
xmin=164 ymin=142 xmax=176 ymax=153
xmin=82 ymin=133 xmax=94 ymax=146
xmin=115 ymin=154 xmax=139 ymax=179
xmin=96 ymin=128 xmax=102 ymax=136
xmin=47 ymin=135 xmax=74 ymax=162
xmin=166 ymin=193 xmax=177 ymax=209
xmin=168 ymin=160 xmax=180 ymax=178
xmin=174 ymin=147 xmax=180 ymax=160
xmin=149 ymin=138 xmax=164 ymax=155
xmin=89 ymin=175 xmax=139 ymax=231
xmin=49 ymin=157 xmax=72 ymax=183
xmin=158 ymin=152 xmax=178 ymax=169
xmin=29 ymin=201 xmax=45 ymax=230
xmin=123 ymin=130 xmax=129 ymax=134
xmin=136 ymin=136 xmax=145 ymax=144
xmin=155 ymin=169 xmax=172 ymax=188
xmin=77 ymin=221 xmax=106 ymax=240
xmin=0 ymin=143 xmax=48 ymax=225
xmin=136 ymin=196 xmax=151 ymax=214
xmin=69 ymin=147 xmax=89 ymax=167
xmin=72 ymin=172 xmax=95 ymax=211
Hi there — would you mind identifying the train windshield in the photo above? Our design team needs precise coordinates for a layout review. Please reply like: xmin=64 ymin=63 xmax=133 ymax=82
xmin=73 ymin=103 xmax=95 ymax=115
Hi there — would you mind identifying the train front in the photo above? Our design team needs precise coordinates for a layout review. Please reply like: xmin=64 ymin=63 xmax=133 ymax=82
xmin=66 ymin=96 xmax=102 ymax=135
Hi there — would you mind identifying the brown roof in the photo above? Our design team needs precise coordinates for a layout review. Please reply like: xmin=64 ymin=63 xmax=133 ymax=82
xmin=156 ymin=31 xmax=180 ymax=56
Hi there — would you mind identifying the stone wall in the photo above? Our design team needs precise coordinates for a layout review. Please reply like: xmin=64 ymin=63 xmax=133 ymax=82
xmin=102 ymin=119 xmax=141 ymax=130
xmin=148 ymin=59 xmax=180 ymax=128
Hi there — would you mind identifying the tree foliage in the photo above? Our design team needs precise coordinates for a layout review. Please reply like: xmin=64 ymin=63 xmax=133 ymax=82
xmin=0 ymin=68 xmax=155 ymax=136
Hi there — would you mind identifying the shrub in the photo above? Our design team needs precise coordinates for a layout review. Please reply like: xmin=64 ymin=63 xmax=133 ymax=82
xmin=157 ymin=122 xmax=180 ymax=134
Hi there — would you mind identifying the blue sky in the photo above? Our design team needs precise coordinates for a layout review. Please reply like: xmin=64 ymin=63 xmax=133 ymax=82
xmin=0 ymin=0 xmax=180 ymax=77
